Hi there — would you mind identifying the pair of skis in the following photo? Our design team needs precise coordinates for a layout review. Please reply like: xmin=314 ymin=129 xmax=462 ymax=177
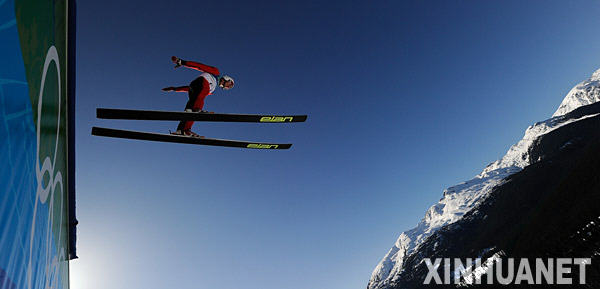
xmin=92 ymin=108 xmax=307 ymax=149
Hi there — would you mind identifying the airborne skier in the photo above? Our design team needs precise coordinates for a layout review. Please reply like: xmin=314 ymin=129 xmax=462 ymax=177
xmin=92 ymin=56 xmax=306 ymax=149
xmin=162 ymin=56 xmax=235 ymax=137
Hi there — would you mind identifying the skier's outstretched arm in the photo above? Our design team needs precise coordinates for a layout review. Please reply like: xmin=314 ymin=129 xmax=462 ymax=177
xmin=162 ymin=86 xmax=190 ymax=92
xmin=172 ymin=56 xmax=220 ymax=75
xmin=183 ymin=60 xmax=220 ymax=75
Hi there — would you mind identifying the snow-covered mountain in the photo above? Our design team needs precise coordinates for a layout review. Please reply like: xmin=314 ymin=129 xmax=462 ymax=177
xmin=367 ymin=68 xmax=600 ymax=289
xmin=553 ymin=69 xmax=600 ymax=117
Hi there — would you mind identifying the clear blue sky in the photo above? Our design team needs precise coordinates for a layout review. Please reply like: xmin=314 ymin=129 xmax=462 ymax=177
xmin=71 ymin=1 xmax=600 ymax=289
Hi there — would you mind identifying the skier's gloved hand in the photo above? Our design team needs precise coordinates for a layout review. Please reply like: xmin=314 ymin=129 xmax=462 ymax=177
xmin=171 ymin=56 xmax=182 ymax=68
xmin=162 ymin=87 xmax=175 ymax=92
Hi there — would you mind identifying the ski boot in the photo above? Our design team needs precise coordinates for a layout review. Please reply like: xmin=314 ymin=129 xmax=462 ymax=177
xmin=185 ymin=108 xmax=214 ymax=114
xmin=170 ymin=129 xmax=204 ymax=138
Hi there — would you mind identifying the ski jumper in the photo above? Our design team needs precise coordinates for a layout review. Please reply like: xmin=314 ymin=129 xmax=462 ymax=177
xmin=174 ymin=60 xmax=221 ymax=131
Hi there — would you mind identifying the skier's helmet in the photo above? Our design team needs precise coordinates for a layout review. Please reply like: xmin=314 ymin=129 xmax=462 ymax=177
xmin=220 ymin=75 xmax=235 ymax=90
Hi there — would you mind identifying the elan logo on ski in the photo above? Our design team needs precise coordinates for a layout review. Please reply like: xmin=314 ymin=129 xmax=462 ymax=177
xmin=247 ymin=144 xmax=280 ymax=149
xmin=259 ymin=116 xmax=295 ymax=123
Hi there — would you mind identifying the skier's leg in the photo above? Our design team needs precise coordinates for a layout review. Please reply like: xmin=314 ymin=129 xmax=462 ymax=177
xmin=176 ymin=96 xmax=195 ymax=131
xmin=176 ymin=80 xmax=200 ymax=131
xmin=190 ymin=78 xmax=210 ymax=111
xmin=182 ymin=78 xmax=210 ymax=131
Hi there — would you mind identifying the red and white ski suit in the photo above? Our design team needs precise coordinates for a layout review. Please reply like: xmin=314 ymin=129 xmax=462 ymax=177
xmin=173 ymin=60 xmax=221 ymax=131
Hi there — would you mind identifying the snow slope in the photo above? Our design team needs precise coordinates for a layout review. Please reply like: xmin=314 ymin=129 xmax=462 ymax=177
xmin=553 ymin=69 xmax=600 ymax=117
xmin=367 ymin=68 xmax=600 ymax=289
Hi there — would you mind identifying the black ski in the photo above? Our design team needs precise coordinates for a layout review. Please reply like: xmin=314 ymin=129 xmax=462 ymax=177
xmin=97 ymin=108 xmax=307 ymax=123
xmin=91 ymin=127 xmax=292 ymax=149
